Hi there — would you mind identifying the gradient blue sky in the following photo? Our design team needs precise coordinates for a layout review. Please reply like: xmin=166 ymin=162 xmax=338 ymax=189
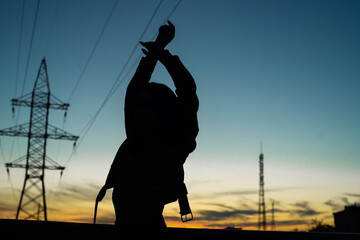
xmin=0 ymin=0 xmax=359 ymax=230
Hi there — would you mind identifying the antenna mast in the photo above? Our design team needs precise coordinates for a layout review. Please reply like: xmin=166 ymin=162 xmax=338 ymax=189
xmin=258 ymin=141 xmax=266 ymax=230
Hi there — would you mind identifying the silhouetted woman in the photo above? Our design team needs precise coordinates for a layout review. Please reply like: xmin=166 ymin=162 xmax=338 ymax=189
xmin=96 ymin=21 xmax=198 ymax=235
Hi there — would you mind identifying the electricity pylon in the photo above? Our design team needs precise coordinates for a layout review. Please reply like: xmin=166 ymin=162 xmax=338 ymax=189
xmin=0 ymin=58 xmax=79 ymax=221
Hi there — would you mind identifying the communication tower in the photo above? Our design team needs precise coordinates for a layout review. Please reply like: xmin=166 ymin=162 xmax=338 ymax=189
xmin=258 ymin=142 xmax=266 ymax=230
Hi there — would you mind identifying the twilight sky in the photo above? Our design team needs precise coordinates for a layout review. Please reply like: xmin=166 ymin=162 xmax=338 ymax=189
xmin=0 ymin=0 xmax=359 ymax=230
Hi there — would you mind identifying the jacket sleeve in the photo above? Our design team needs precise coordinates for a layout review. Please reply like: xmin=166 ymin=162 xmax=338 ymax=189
xmin=159 ymin=51 xmax=199 ymax=154
xmin=124 ymin=55 xmax=157 ymax=140
xmin=125 ymin=56 xmax=157 ymax=101
xmin=103 ymin=139 xmax=129 ymax=188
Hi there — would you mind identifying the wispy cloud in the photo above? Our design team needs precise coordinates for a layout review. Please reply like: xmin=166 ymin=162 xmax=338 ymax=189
xmin=292 ymin=201 xmax=323 ymax=217
xmin=341 ymin=197 xmax=350 ymax=205
xmin=195 ymin=203 xmax=292 ymax=223
xmin=197 ymin=209 xmax=258 ymax=221
xmin=203 ymin=219 xmax=310 ymax=228
xmin=344 ymin=193 xmax=360 ymax=198
xmin=190 ymin=187 xmax=303 ymax=201
xmin=49 ymin=182 xmax=101 ymax=202
xmin=324 ymin=199 xmax=342 ymax=211
xmin=200 ymin=202 xmax=237 ymax=211
xmin=324 ymin=193 xmax=360 ymax=212
xmin=217 ymin=187 xmax=299 ymax=197
xmin=0 ymin=201 xmax=13 ymax=212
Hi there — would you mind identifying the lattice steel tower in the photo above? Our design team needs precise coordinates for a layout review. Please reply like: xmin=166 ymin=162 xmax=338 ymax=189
xmin=0 ymin=58 xmax=79 ymax=220
xmin=258 ymin=142 xmax=266 ymax=231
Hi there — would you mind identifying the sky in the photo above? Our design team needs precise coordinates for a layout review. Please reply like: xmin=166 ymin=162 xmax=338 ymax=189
xmin=0 ymin=0 xmax=360 ymax=231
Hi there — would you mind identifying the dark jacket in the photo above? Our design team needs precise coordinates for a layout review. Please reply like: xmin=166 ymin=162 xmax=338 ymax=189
xmin=105 ymin=50 xmax=198 ymax=205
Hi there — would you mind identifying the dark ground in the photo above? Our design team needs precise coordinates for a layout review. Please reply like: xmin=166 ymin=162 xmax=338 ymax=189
xmin=0 ymin=219 xmax=359 ymax=239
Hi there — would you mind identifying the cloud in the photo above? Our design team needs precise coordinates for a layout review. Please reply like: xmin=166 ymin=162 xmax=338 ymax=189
xmin=344 ymin=193 xmax=360 ymax=198
xmin=274 ymin=219 xmax=310 ymax=227
xmin=194 ymin=198 xmax=289 ymax=223
xmin=324 ymin=200 xmax=342 ymax=211
xmin=193 ymin=200 xmax=319 ymax=229
xmin=189 ymin=190 xmax=259 ymax=201
xmin=191 ymin=187 xmax=303 ymax=201
xmin=200 ymin=203 xmax=237 ymax=211
xmin=203 ymin=219 xmax=310 ymax=229
xmin=292 ymin=201 xmax=323 ymax=217
xmin=74 ymin=214 xmax=115 ymax=225
xmin=324 ymin=193 xmax=360 ymax=213
xmin=164 ymin=215 xmax=181 ymax=222
xmin=49 ymin=182 xmax=101 ymax=202
xmin=216 ymin=187 xmax=304 ymax=197
xmin=197 ymin=209 xmax=258 ymax=221
xmin=219 ymin=190 xmax=259 ymax=196
xmin=0 ymin=203 xmax=13 ymax=212
xmin=341 ymin=197 xmax=350 ymax=205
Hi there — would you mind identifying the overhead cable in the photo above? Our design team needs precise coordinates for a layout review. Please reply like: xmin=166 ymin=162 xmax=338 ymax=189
xmin=73 ymin=0 xmax=164 ymax=150
xmin=14 ymin=0 xmax=25 ymax=98
xmin=21 ymin=0 xmax=40 ymax=97
xmin=67 ymin=0 xmax=120 ymax=102
xmin=9 ymin=0 xmax=40 ymax=167
xmin=64 ymin=0 xmax=182 ymax=167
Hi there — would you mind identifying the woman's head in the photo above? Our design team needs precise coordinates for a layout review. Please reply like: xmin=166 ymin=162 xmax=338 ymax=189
xmin=128 ymin=83 xmax=179 ymax=140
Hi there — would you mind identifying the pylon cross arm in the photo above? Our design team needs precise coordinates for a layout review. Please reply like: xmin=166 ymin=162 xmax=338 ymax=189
xmin=47 ymin=124 xmax=79 ymax=141
xmin=0 ymin=123 xmax=79 ymax=141
xmin=11 ymin=93 xmax=70 ymax=110
xmin=49 ymin=94 xmax=70 ymax=110
xmin=5 ymin=163 xmax=65 ymax=171
xmin=0 ymin=123 xmax=29 ymax=137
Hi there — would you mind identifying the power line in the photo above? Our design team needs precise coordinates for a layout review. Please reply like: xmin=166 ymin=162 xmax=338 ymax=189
xmin=43 ymin=0 xmax=59 ymax=56
xmin=14 ymin=0 xmax=25 ymax=98
xmin=73 ymin=0 xmax=164 ymax=149
xmin=84 ymin=0 xmax=185 ymax=133
xmin=109 ymin=0 xmax=182 ymax=101
xmin=67 ymin=0 xmax=120 ymax=102
xmin=164 ymin=0 xmax=182 ymax=23
xmin=9 ymin=0 xmax=40 ymax=167
xmin=1 ymin=137 xmax=18 ymax=207
xmin=63 ymin=0 xmax=182 ymax=168
xmin=104 ymin=0 xmax=164 ymax=103
xmin=4 ymin=1 xmax=26 ymax=207
xmin=20 ymin=0 xmax=40 ymax=97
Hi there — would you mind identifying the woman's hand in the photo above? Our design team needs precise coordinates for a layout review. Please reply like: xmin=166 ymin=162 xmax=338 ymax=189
xmin=139 ymin=21 xmax=175 ymax=57
xmin=156 ymin=20 xmax=175 ymax=49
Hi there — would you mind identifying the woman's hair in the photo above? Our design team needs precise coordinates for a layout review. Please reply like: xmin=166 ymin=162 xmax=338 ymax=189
xmin=125 ymin=82 xmax=180 ymax=142
xmin=146 ymin=82 xmax=179 ymax=134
